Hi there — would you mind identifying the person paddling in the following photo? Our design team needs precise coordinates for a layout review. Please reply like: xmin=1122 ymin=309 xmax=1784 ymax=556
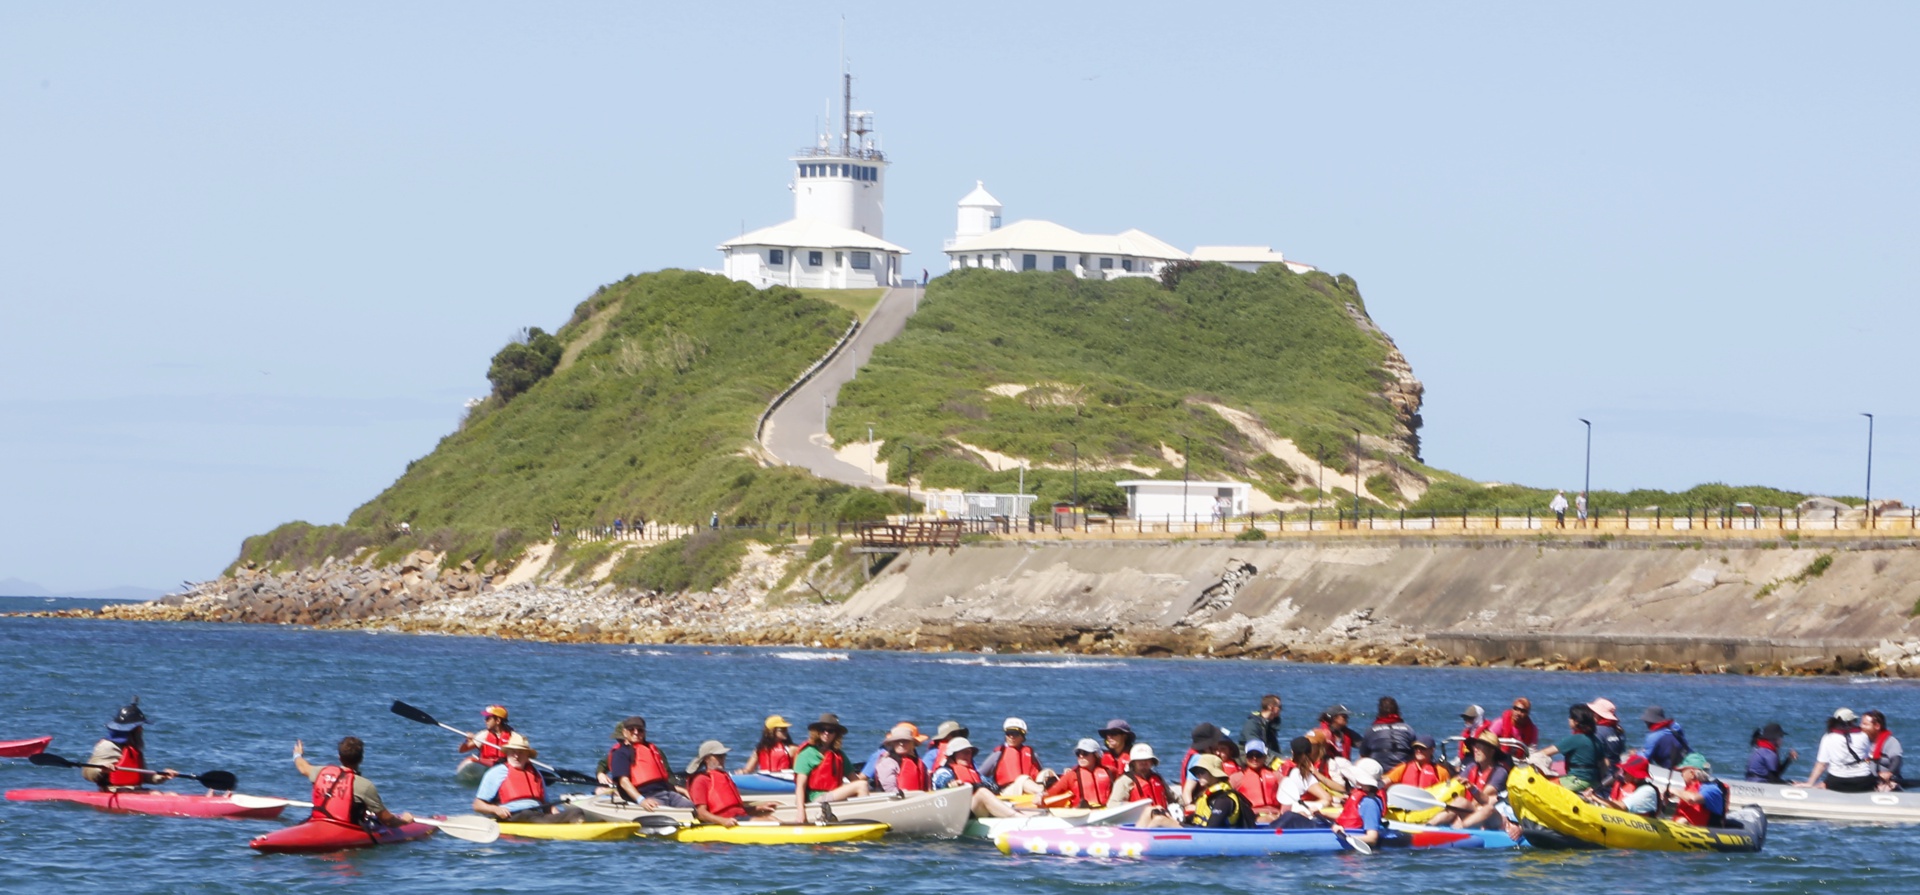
xmin=1044 ymin=738 xmax=1114 ymax=809
xmin=472 ymin=734 xmax=586 ymax=823
xmin=741 ymin=715 xmax=795 ymax=774
xmin=687 ymin=740 xmax=777 ymax=827
xmin=1231 ymin=740 xmax=1283 ymax=824
xmin=792 ymin=713 xmax=868 ymax=820
xmin=293 ymin=737 xmax=414 ymax=830
xmin=1802 ymin=707 xmax=1874 ymax=792
xmin=977 ymin=718 xmax=1051 ymax=798
xmin=1639 ymin=705 xmax=1692 ymax=770
xmin=1184 ymin=755 xmax=1254 ymax=828
xmin=1097 ymin=719 xmax=1136 ymax=777
xmin=457 ymin=705 xmax=514 ymax=773
xmin=83 ymin=698 xmax=178 ymax=791
xmin=1337 ymin=758 xmax=1392 ymax=848
xmin=1744 ymin=722 xmax=1797 ymax=783
xmin=1861 ymin=710 xmax=1905 ymax=791
xmin=1670 ymin=753 xmax=1727 ymax=827
xmin=871 ymin=723 xmax=931 ymax=795
xmin=612 ymin=716 xmax=692 ymax=809
xmin=930 ymin=736 xmax=1023 ymax=818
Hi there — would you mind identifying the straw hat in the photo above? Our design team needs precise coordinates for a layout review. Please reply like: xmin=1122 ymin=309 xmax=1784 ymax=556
xmin=1190 ymin=755 xmax=1226 ymax=778
xmin=501 ymin=733 xmax=537 ymax=758
xmin=685 ymin=740 xmax=729 ymax=775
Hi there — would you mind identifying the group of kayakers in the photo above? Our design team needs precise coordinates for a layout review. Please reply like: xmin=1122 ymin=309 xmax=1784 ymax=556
xmin=73 ymin=691 xmax=1908 ymax=839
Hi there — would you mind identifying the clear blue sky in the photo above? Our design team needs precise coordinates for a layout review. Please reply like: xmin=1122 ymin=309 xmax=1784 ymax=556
xmin=4 ymin=2 xmax=1915 ymax=591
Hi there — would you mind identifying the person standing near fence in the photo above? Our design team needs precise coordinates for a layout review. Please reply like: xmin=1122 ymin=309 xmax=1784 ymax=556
xmin=1549 ymin=491 xmax=1569 ymax=528
xmin=1575 ymin=492 xmax=1589 ymax=528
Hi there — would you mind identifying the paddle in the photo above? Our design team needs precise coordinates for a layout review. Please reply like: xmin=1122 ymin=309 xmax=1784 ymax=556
xmin=225 ymin=794 xmax=500 ymax=843
xmin=387 ymin=701 xmax=597 ymax=786
xmin=1329 ymin=823 xmax=1374 ymax=855
xmin=1386 ymin=783 xmax=1448 ymax=812
xmin=29 ymin=752 xmax=237 ymax=791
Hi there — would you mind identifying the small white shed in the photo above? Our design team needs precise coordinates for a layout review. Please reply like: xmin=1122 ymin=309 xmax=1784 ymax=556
xmin=1116 ymin=479 xmax=1252 ymax=522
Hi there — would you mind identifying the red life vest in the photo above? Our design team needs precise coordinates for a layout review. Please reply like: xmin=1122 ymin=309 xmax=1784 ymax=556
xmin=1674 ymin=780 xmax=1710 ymax=826
xmin=628 ymin=742 xmax=670 ymax=789
xmin=1464 ymin=762 xmax=1500 ymax=801
xmin=1099 ymin=750 xmax=1126 ymax=777
xmin=695 ymin=769 xmax=746 ymax=818
xmin=1221 ymin=759 xmax=1242 ymax=777
xmin=1457 ymin=722 xmax=1490 ymax=763
xmin=1335 ymin=789 xmax=1383 ymax=830
xmin=946 ymin=759 xmax=983 ymax=787
xmin=1177 ymin=748 xmax=1199 ymax=784
xmin=1127 ymin=771 xmax=1170 ymax=808
xmin=1233 ymin=767 xmax=1279 ymax=811
xmin=107 ymin=744 xmax=147 ymax=788
xmin=311 ymin=765 xmax=360 ymax=826
xmin=1319 ymin=724 xmax=1356 ymax=759
xmin=1872 ymin=730 xmax=1894 ymax=761
xmin=475 ymin=726 xmax=513 ymax=765
xmin=1062 ymin=766 xmax=1112 ymax=808
xmin=892 ymin=752 xmax=930 ymax=792
xmin=1397 ymin=761 xmax=1444 ymax=789
xmin=801 ymin=745 xmax=847 ymax=797
xmin=605 ymin=743 xmax=631 ymax=781
xmin=755 ymin=744 xmax=793 ymax=773
xmin=493 ymin=764 xmax=546 ymax=806
xmin=992 ymin=744 xmax=1041 ymax=787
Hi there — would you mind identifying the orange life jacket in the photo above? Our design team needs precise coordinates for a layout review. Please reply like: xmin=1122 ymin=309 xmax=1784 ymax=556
xmin=1396 ymin=761 xmax=1445 ymax=789
xmin=801 ymin=745 xmax=848 ymax=797
xmin=107 ymin=744 xmax=147 ymax=789
xmin=695 ymin=768 xmax=746 ymax=818
xmin=992 ymin=744 xmax=1041 ymax=787
xmin=755 ymin=744 xmax=793 ymax=773
xmin=1061 ymin=766 xmax=1112 ymax=808
xmin=475 ymin=726 xmax=513 ymax=765
xmin=1127 ymin=771 xmax=1170 ymax=808
xmin=311 ymin=765 xmax=361 ymax=826
xmin=492 ymin=764 xmax=546 ymax=806
xmin=628 ymin=742 xmax=670 ymax=789
xmin=1233 ymin=766 xmax=1280 ymax=811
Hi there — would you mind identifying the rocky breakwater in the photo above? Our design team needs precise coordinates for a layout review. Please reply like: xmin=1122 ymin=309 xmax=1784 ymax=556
xmin=75 ymin=551 xmax=489 ymax=625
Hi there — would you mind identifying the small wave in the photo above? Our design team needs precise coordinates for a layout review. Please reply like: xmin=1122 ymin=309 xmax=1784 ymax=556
xmin=773 ymin=651 xmax=849 ymax=661
xmin=925 ymin=657 xmax=1124 ymax=669
xmin=1850 ymin=676 xmax=1901 ymax=685
xmin=616 ymin=648 xmax=675 ymax=657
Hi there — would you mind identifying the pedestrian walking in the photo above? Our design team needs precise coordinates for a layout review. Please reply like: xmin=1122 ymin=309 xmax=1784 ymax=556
xmin=1549 ymin=491 xmax=1569 ymax=528
xmin=1575 ymin=492 xmax=1589 ymax=528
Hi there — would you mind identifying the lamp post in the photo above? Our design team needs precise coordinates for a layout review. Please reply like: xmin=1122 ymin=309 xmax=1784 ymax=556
xmin=1183 ymin=434 xmax=1192 ymax=528
xmin=1863 ymin=412 xmax=1875 ymax=530
xmin=1352 ymin=428 xmax=1362 ymax=530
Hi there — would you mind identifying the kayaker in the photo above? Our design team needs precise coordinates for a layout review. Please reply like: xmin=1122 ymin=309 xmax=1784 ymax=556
xmin=1639 ymin=705 xmax=1693 ymax=770
xmin=1177 ymin=723 xmax=1223 ymax=789
xmin=1240 ymin=694 xmax=1283 ymax=754
xmin=1446 ymin=731 xmax=1511 ymax=830
xmin=1589 ymin=698 xmax=1626 ymax=766
xmin=1044 ymin=738 xmax=1114 ymax=808
xmin=1591 ymin=753 xmax=1657 ymax=817
xmin=1317 ymin=706 xmax=1357 ymax=760
xmin=858 ymin=720 xmax=923 ymax=780
xmin=596 ymin=720 xmax=634 ymax=795
xmin=457 ymin=705 xmax=513 ymax=771
xmin=292 ymin=737 xmax=414 ymax=829
xmin=1299 ymin=727 xmax=1350 ymax=798
xmin=1801 ymin=707 xmax=1875 ymax=792
xmin=1336 ymin=758 xmax=1391 ymax=847
xmin=740 ymin=715 xmax=795 ymax=774
xmin=1528 ymin=703 xmax=1605 ymax=793
xmin=977 ymin=717 xmax=1052 ymax=798
xmin=792 ymin=713 xmax=868 ymax=820
xmin=1383 ymin=735 xmax=1451 ymax=788
xmin=921 ymin=720 xmax=969 ymax=775
xmin=1456 ymin=704 xmax=1490 ymax=765
xmin=613 ymin=716 xmax=692 ymax=809
xmin=687 ymin=740 xmax=777 ymax=827
xmin=871 ymin=723 xmax=930 ymax=794
xmin=1274 ymin=735 xmax=1335 ymax=828
xmin=1097 ymin=719 xmax=1136 ymax=777
xmin=1360 ymin=696 xmax=1417 ymax=770
xmin=1861 ymin=710 xmax=1904 ymax=791
xmin=1184 ymin=755 xmax=1254 ymax=828
xmin=83 ymin=699 xmax=178 ymax=791
xmin=1487 ymin=698 xmax=1538 ymax=757
xmin=1231 ymin=740 xmax=1282 ymax=824
xmin=1670 ymin=753 xmax=1727 ymax=827
xmin=471 ymin=733 xmax=587 ymax=823
xmin=1109 ymin=743 xmax=1178 ymax=825
xmin=929 ymin=736 xmax=1023 ymax=818
xmin=1744 ymin=722 xmax=1798 ymax=783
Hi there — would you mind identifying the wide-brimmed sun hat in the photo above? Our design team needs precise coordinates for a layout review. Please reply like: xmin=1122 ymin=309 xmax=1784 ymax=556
xmin=685 ymin=739 xmax=730 ymax=774
xmin=1190 ymin=755 xmax=1226 ymax=778
xmin=1587 ymin=699 xmax=1618 ymax=722
xmin=808 ymin=713 xmax=848 ymax=735
xmin=1345 ymin=758 xmax=1383 ymax=789
xmin=1472 ymin=730 xmax=1502 ymax=748
xmin=944 ymin=736 xmax=976 ymax=756
xmin=884 ymin=723 xmax=921 ymax=746
xmin=1099 ymin=719 xmax=1132 ymax=736
xmin=1641 ymin=706 xmax=1670 ymax=724
xmin=932 ymin=720 xmax=968 ymax=741
xmin=501 ymin=733 xmax=537 ymax=758
xmin=1679 ymin=753 xmax=1713 ymax=773
xmin=1128 ymin=744 xmax=1158 ymax=763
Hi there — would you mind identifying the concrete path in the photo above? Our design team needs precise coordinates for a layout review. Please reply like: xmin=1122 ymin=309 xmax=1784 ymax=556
xmin=761 ymin=284 xmax=921 ymax=488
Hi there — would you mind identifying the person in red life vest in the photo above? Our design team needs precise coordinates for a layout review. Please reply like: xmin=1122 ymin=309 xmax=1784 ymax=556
xmin=1861 ymin=710 xmax=1905 ymax=791
xmin=1671 ymin=753 xmax=1727 ymax=827
xmin=83 ymin=698 xmax=178 ymax=791
xmin=920 ymin=720 xmax=970 ymax=777
xmin=1185 ymin=755 xmax=1254 ymax=828
xmin=740 ymin=715 xmax=795 ymax=774
xmin=612 ymin=716 xmax=692 ymax=809
xmin=686 ymin=740 xmax=778 ymax=827
xmin=976 ymin=717 xmax=1053 ymax=798
xmin=1589 ymin=753 xmax=1658 ymax=816
xmin=1097 ymin=719 xmax=1136 ymax=777
xmin=595 ymin=721 xmax=634 ymax=795
xmin=1231 ymin=740 xmax=1283 ymax=825
xmin=292 ymin=736 xmax=414 ymax=829
xmin=1744 ymin=722 xmax=1798 ymax=783
xmin=471 ymin=733 xmax=587 ymax=823
xmin=1044 ymin=738 xmax=1115 ymax=809
xmin=1456 ymin=705 xmax=1490 ymax=765
xmin=1445 ymin=731 xmax=1513 ymax=830
xmin=1487 ymin=698 xmax=1538 ymax=758
xmin=871 ymin=723 xmax=931 ymax=794
xmin=1273 ymin=735 xmax=1335 ymax=829
xmin=790 ymin=713 xmax=869 ymax=822
xmin=458 ymin=705 xmax=514 ymax=772
xmin=1317 ymin=705 xmax=1357 ymax=760
xmin=1176 ymin=723 xmax=1225 ymax=790
xmin=1383 ymin=735 xmax=1452 ymax=789
xmin=930 ymin=736 xmax=1024 ymax=818
xmin=1110 ymin=743 xmax=1180 ymax=826
xmin=1336 ymin=758 xmax=1392 ymax=848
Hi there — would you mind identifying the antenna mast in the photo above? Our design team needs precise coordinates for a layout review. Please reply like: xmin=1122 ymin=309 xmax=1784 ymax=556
xmin=840 ymin=17 xmax=851 ymax=157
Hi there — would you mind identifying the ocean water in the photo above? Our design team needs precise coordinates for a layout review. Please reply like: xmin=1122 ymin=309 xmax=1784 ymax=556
xmin=2 ymin=600 xmax=1916 ymax=893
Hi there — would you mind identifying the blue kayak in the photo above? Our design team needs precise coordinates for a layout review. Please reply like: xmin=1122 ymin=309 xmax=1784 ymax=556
xmin=731 ymin=771 xmax=797 ymax=794
xmin=1001 ymin=822 xmax=1513 ymax=858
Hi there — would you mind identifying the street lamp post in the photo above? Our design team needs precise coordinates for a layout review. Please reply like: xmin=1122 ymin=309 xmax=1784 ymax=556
xmin=1863 ymin=412 xmax=1875 ymax=530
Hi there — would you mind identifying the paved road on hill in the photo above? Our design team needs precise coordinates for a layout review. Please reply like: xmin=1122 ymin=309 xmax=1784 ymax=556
xmin=761 ymin=284 xmax=921 ymax=488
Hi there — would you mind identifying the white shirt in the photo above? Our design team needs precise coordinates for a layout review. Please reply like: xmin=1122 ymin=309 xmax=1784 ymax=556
xmin=1816 ymin=730 xmax=1873 ymax=778
xmin=1550 ymin=494 xmax=1569 ymax=512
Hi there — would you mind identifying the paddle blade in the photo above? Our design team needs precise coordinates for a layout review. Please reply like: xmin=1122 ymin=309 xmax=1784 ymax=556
xmin=27 ymin=752 xmax=76 ymax=768
xmin=198 ymin=770 xmax=238 ymax=791
xmin=228 ymin=794 xmax=303 ymax=810
xmin=548 ymin=767 xmax=598 ymax=787
xmin=1332 ymin=825 xmax=1373 ymax=855
xmin=422 ymin=815 xmax=499 ymax=844
xmin=1387 ymin=784 xmax=1446 ymax=812
xmin=635 ymin=816 xmax=683 ymax=836
xmin=389 ymin=700 xmax=438 ymax=727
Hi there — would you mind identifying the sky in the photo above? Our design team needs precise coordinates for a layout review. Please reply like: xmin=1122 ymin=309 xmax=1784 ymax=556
xmin=3 ymin=2 xmax=1915 ymax=591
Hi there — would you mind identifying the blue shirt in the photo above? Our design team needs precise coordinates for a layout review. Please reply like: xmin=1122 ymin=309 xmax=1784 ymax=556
xmin=1642 ymin=724 xmax=1689 ymax=769
xmin=476 ymin=763 xmax=542 ymax=813
xmin=1354 ymin=794 xmax=1384 ymax=833
xmin=859 ymin=747 xmax=885 ymax=780
xmin=1700 ymin=782 xmax=1726 ymax=818
xmin=1746 ymin=744 xmax=1786 ymax=782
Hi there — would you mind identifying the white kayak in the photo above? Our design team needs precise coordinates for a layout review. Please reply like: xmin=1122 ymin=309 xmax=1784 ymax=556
xmin=964 ymin=799 xmax=1154 ymax=839
xmin=1649 ymin=767 xmax=1920 ymax=823
xmin=568 ymin=787 xmax=973 ymax=838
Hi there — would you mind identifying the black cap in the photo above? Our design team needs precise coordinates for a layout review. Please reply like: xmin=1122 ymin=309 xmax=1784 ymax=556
xmin=1759 ymin=722 xmax=1787 ymax=741
xmin=108 ymin=697 xmax=147 ymax=731
xmin=1289 ymin=736 xmax=1313 ymax=756
xmin=1190 ymin=723 xmax=1221 ymax=745
xmin=1641 ymin=705 xmax=1669 ymax=724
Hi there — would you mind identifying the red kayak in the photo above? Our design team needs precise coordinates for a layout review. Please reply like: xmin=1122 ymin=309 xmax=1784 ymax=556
xmin=0 ymin=736 xmax=53 ymax=759
xmin=5 ymin=788 xmax=286 ymax=819
xmin=250 ymin=819 xmax=436 ymax=853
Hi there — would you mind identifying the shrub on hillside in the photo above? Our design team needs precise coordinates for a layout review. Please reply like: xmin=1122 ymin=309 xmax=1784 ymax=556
xmin=487 ymin=327 xmax=564 ymax=402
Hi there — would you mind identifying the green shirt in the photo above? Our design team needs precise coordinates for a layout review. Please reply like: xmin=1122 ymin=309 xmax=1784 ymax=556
xmin=792 ymin=744 xmax=839 ymax=801
xmin=1554 ymin=732 xmax=1602 ymax=784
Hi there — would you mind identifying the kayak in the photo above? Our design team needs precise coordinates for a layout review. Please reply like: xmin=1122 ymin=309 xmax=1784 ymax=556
xmin=454 ymin=758 xmax=490 ymax=785
xmin=965 ymin=799 xmax=1154 ymax=839
xmin=6 ymin=788 xmax=286 ymax=820
xmin=732 ymin=771 xmax=797 ymax=795
xmin=1649 ymin=766 xmax=1920 ymax=823
xmin=1386 ymin=779 xmax=1466 ymax=824
xmin=250 ymin=819 xmax=436 ymax=853
xmin=1508 ymin=767 xmax=1766 ymax=852
xmin=569 ymin=787 xmax=971 ymax=838
xmin=997 ymin=824 xmax=1356 ymax=857
xmin=498 ymin=820 xmax=639 ymax=841
xmin=1388 ymin=820 xmax=1523 ymax=849
xmin=669 ymin=820 xmax=889 ymax=844
xmin=0 ymin=736 xmax=53 ymax=759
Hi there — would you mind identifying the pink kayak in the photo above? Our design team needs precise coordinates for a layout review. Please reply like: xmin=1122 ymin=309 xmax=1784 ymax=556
xmin=5 ymin=788 xmax=287 ymax=819
xmin=250 ymin=819 xmax=436 ymax=853
xmin=0 ymin=736 xmax=52 ymax=758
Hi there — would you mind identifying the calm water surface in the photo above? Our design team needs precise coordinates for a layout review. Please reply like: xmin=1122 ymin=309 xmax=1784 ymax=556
xmin=3 ymin=600 xmax=1916 ymax=893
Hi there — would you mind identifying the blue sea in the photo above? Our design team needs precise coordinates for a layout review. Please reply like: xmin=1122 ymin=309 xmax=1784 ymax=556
xmin=2 ymin=597 xmax=1914 ymax=893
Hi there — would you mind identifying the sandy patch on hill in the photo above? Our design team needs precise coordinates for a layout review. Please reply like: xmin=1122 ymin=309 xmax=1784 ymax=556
xmin=497 ymin=543 xmax=554 ymax=588
xmin=1200 ymin=402 xmax=1428 ymax=506
xmin=949 ymin=440 xmax=1157 ymax=475
xmin=834 ymin=440 xmax=891 ymax=484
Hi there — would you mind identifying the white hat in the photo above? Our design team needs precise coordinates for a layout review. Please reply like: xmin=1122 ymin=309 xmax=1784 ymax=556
xmin=1074 ymin=737 xmax=1102 ymax=754
xmin=1128 ymin=743 xmax=1157 ymax=763
xmin=1834 ymin=707 xmax=1859 ymax=724
xmin=1345 ymin=758 xmax=1383 ymax=789
xmin=1003 ymin=717 xmax=1028 ymax=733
xmin=944 ymin=736 xmax=976 ymax=755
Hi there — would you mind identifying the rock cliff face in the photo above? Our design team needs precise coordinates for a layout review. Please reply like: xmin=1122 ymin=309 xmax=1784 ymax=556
xmin=1344 ymin=301 xmax=1425 ymax=459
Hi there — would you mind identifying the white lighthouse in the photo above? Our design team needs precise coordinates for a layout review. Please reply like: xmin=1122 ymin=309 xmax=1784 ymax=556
xmin=719 ymin=72 xmax=906 ymax=289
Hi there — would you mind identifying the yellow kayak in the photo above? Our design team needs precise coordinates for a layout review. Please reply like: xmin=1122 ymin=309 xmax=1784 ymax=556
xmin=1507 ymin=767 xmax=1766 ymax=852
xmin=1386 ymin=778 xmax=1465 ymax=824
xmin=497 ymin=821 xmax=641 ymax=841
xmin=669 ymin=821 xmax=889 ymax=845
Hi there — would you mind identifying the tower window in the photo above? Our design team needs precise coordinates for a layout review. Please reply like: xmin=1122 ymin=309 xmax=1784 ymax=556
xmin=769 ymin=249 xmax=786 ymax=265
xmin=851 ymin=251 xmax=872 ymax=270
xmin=807 ymin=251 xmax=823 ymax=267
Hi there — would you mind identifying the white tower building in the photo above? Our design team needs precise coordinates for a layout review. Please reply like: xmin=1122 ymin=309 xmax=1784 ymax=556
xmin=953 ymin=181 xmax=1002 ymax=240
